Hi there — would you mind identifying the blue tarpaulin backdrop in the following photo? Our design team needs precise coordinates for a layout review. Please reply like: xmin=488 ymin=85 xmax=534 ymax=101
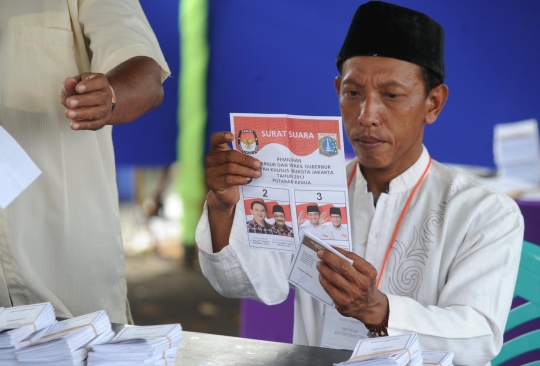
xmin=113 ymin=0 xmax=540 ymax=168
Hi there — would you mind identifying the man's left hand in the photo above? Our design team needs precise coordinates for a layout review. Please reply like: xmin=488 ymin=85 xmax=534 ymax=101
xmin=60 ymin=73 xmax=114 ymax=131
xmin=317 ymin=247 xmax=389 ymax=327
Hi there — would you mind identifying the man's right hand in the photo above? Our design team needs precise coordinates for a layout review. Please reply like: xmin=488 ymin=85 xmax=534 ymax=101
xmin=205 ymin=132 xmax=262 ymax=209
xmin=297 ymin=211 xmax=306 ymax=228
xmin=205 ymin=132 xmax=262 ymax=252
xmin=319 ymin=212 xmax=328 ymax=225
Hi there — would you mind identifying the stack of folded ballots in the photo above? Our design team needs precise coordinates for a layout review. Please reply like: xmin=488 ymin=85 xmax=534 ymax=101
xmin=422 ymin=350 xmax=454 ymax=366
xmin=87 ymin=323 xmax=183 ymax=366
xmin=334 ymin=333 xmax=422 ymax=366
xmin=0 ymin=302 xmax=56 ymax=365
xmin=15 ymin=310 xmax=113 ymax=366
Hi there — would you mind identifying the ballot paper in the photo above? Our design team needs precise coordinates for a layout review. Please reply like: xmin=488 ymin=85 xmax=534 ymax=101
xmin=231 ymin=113 xmax=352 ymax=253
xmin=422 ymin=350 xmax=454 ymax=366
xmin=87 ymin=323 xmax=182 ymax=366
xmin=0 ymin=302 xmax=56 ymax=348
xmin=334 ymin=333 xmax=422 ymax=366
xmin=493 ymin=118 xmax=540 ymax=184
xmin=15 ymin=310 xmax=111 ymax=365
xmin=288 ymin=231 xmax=353 ymax=307
xmin=0 ymin=126 xmax=41 ymax=208
xmin=320 ymin=306 xmax=368 ymax=350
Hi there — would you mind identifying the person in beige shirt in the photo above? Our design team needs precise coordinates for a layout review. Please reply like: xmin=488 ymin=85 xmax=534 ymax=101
xmin=0 ymin=1 xmax=170 ymax=323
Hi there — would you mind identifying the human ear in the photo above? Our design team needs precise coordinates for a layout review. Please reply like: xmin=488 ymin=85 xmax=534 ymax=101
xmin=424 ymin=84 xmax=449 ymax=125
xmin=334 ymin=76 xmax=341 ymax=96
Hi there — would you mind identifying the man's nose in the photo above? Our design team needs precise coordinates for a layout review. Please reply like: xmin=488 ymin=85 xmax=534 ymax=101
xmin=358 ymin=95 xmax=382 ymax=127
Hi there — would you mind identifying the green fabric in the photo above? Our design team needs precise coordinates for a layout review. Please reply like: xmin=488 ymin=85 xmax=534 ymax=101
xmin=514 ymin=267 xmax=540 ymax=305
xmin=493 ymin=329 xmax=540 ymax=365
xmin=492 ymin=241 xmax=540 ymax=366
xmin=506 ymin=302 xmax=540 ymax=331
xmin=177 ymin=0 xmax=208 ymax=246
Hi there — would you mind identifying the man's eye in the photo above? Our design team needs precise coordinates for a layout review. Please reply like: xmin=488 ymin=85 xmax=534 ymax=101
xmin=387 ymin=93 xmax=398 ymax=98
xmin=345 ymin=91 xmax=358 ymax=96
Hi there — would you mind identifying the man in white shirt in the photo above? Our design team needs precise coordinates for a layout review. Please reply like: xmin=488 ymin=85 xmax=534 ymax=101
xmin=197 ymin=1 xmax=523 ymax=365
xmin=298 ymin=205 xmax=334 ymax=241
xmin=326 ymin=207 xmax=348 ymax=241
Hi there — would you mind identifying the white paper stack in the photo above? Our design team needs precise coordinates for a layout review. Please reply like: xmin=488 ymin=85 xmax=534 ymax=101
xmin=494 ymin=119 xmax=540 ymax=183
xmin=87 ymin=324 xmax=183 ymax=366
xmin=334 ymin=333 xmax=421 ymax=366
xmin=422 ymin=350 xmax=454 ymax=366
xmin=0 ymin=303 xmax=56 ymax=365
xmin=15 ymin=310 xmax=111 ymax=366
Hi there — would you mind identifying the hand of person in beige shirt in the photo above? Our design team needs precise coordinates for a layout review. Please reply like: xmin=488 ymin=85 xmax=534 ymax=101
xmin=60 ymin=56 xmax=163 ymax=131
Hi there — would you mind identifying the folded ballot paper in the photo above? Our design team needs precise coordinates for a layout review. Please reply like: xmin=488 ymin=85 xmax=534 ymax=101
xmin=87 ymin=323 xmax=183 ymax=366
xmin=288 ymin=231 xmax=354 ymax=307
xmin=0 ymin=302 xmax=56 ymax=365
xmin=15 ymin=310 xmax=111 ymax=366
xmin=422 ymin=350 xmax=454 ymax=366
xmin=335 ymin=333 xmax=421 ymax=366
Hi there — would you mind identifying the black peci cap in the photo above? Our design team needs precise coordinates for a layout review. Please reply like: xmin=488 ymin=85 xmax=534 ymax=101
xmin=336 ymin=1 xmax=445 ymax=82
xmin=329 ymin=207 xmax=342 ymax=216
xmin=306 ymin=205 xmax=320 ymax=213
xmin=273 ymin=205 xmax=285 ymax=213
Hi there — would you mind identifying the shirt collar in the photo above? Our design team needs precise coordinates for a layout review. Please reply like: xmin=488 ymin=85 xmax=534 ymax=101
xmin=353 ymin=145 xmax=430 ymax=195
xmin=273 ymin=223 xmax=290 ymax=232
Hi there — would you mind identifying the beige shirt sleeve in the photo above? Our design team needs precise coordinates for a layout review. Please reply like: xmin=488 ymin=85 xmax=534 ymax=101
xmin=77 ymin=0 xmax=171 ymax=81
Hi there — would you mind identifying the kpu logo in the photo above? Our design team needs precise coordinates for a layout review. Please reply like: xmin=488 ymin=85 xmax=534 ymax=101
xmin=238 ymin=129 xmax=259 ymax=154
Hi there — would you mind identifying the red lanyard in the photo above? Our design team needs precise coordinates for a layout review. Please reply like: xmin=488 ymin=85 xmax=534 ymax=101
xmin=347 ymin=156 xmax=432 ymax=288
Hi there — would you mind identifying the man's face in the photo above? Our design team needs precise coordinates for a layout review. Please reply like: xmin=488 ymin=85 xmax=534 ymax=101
xmin=251 ymin=203 xmax=267 ymax=223
xmin=307 ymin=211 xmax=319 ymax=226
xmin=273 ymin=212 xmax=286 ymax=227
xmin=335 ymin=56 xmax=434 ymax=174
xmin=330 ymin=214 xmax=342 ymax=228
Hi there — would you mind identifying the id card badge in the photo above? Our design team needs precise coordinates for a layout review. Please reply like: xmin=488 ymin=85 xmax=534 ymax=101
xmin=320 ymin=306 xmax=368 ymax=350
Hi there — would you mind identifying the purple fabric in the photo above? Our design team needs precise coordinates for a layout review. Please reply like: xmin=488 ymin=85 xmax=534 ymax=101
xmin=511 ymin=296 xmax=529 ymax=310
xmin=499 ymin=348 xmax=540 ymax=366
xmin=240 ymin=289 xmax=294 ymax=343
xmin=503 ymin=318 xmax=540 ymax=343
xmin=516 ymin=200 xmax=540 ymax=245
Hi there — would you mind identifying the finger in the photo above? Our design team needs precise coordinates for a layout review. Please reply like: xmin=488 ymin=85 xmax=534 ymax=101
xmin=75 ymin=73 xmax=109 ymax=94
xmin=332 ymin=247 xmax=378 ymax=278
xmin=207 ymin=174 xmax=253 ymax=190
xmin=61 ymin=77 xmax=80 ymax=96
xmin=71 ymin=119 xmax=107 ymax=131
xmin=65 ymin=89 xmax=109 ymax=109
xmin=318 ymin=267 xmax=349 ymax=304
xmin=209 ymin=132 xmax=235 ymax=152
xmin=317 ymin=260 xmax=352 ymax=293
xmin=60 ymin=77 xmax=81 ymax=106
xmin=206 ymin=149 xmax=261 ymax=170
xmin=317 ymin=249 xmax=359 ymax=282
xmin=66 ymin=105 xmax=109 ymax=122
xmin=207 ymin=162 xmax=262 ymax=182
